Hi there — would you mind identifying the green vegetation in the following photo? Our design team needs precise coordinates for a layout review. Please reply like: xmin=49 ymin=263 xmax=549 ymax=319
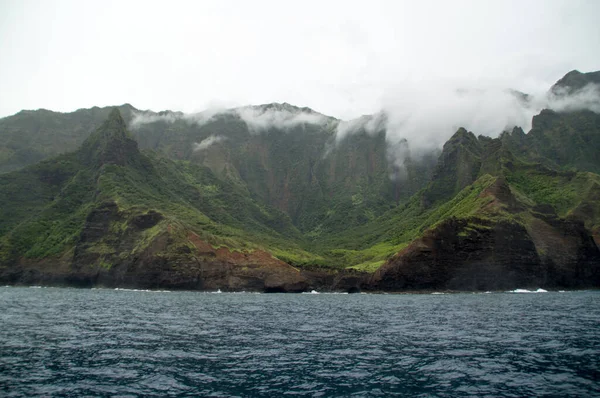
xmin=1 ymin=71 xmax=599 ymax=277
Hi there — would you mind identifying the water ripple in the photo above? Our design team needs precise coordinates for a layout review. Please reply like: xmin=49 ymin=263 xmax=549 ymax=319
xmin=1 ymin=288 xmax=599 ymax=397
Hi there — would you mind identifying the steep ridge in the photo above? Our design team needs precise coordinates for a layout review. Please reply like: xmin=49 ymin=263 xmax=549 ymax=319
xmin=551 ymin=70 xmax=600 ymax=96
xmin=0 ymin=103 xmax=438 ymax=235
xmin=369 ymin=176 xmax=600 ymax=291
xmin=0 ymin=104 xmax=137 ymax=173
xmin=0 ymin=110 xmax=312 ymax=291
xmin=1 ymin=69 xmax=599 ymax=291
xmin=502 ymin=109 xmax=600 ymax=174
xmin=310 ymin=115 xmax=600 ymax=289
xmin=134 ymin=106 xmax=437 ymax=234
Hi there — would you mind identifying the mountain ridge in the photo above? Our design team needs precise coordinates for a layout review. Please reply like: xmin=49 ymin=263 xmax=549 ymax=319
xmin=1 ymin=69 xmax=599 ymax=291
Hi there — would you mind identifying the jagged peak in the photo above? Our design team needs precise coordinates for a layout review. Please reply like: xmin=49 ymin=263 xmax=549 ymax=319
xmin=80 ymin=108 xmax=140 ymax=167
xmin=104 ymin=108 xmax=127 ymax=130
xmin=551 ymin=69 xmax=600 ymax=96
xmin=452 ymin=127 xmax=471 ymax=137
xmin=252 ymin=102 xmax=316 ymax=113
xmin=445 ymin=128 xmax=479 ymax=149
xmin=242 ymin=102 xmax=337 ymax=120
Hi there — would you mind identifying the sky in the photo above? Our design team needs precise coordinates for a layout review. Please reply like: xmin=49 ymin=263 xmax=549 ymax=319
xmin=0 ymin=0 xmax=599 ymax=123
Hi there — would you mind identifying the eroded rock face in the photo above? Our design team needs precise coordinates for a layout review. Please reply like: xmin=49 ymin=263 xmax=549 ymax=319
xmin=370 ymin=218 xmax=540 ymax=291
xmin=369 ymin=215 xmax=600 ymax=292
xmin=2 ymin=217 xmax=309 ymax=292
xmin=111 ymin=238 xmax=308 ymax=292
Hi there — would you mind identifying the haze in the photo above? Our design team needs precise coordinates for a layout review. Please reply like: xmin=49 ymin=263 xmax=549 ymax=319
xmin=1 ymin=0 xmax=599 ymax=127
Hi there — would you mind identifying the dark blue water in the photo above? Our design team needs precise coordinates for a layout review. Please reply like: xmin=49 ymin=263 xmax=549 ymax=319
xmin=1 ymin=287 xmax=599 ymax=397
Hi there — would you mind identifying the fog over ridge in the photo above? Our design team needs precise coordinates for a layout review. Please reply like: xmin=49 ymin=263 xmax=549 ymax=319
xmin=127 ymin=76 xmax=600 ymax=180
xmin=193 ymin=135 xmax=227 ymax=151
xmin=130 ymin=103 xmax=331 ymax=133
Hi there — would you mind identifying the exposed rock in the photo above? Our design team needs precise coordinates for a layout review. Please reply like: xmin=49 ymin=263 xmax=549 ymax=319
xmin=369 ymin=218 xmax=545 ymax=291
xmin=131 ymin=211 xmax=163 ymax=229
xmin=369 ymin=212 xmax=600 ymax=292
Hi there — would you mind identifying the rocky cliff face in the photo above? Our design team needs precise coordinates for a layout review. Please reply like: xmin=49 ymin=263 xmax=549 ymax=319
xmin=1 ymin=70 xmax=600 ymax=292
xmin=2 ymin=201 xmax=310 ymax=292
xmin=369 ymin=178 xmax=600 ymax=291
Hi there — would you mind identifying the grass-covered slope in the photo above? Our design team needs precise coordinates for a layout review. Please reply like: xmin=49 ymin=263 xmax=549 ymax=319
xmin=370 ymin=172 xmax=600 ymax=290
xmin=135 ymin=107 xmax=436 ymax=235
xmin=1 ymin=69 xmax=599 ymax=290
xmin=0 ymin=103 xmax=438 ymax=237
xmin=311 ymin=126 xmax=600 ymax=282
xmin=0 ymin=110 xmax=318 ymax=290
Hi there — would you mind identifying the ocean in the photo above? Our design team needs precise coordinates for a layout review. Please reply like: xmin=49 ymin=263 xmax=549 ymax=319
xmin=1 ymin=287 xmax=598 ymax=397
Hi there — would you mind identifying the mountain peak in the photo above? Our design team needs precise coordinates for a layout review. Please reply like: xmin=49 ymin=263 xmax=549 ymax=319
xmin=551 ymin=69 xmax=600 ymax=96
xmin=105 ymin=108 xmax=127 ymax=130
xmin=251 ymin=102 xmax=322 ymax=116
xmin=80 ymin=108 xmax=140 ymax=167
xmin=422 ymin=127 xmax=482 ymax=206
xmin=447 ymin=127 xmax=478 ymax=146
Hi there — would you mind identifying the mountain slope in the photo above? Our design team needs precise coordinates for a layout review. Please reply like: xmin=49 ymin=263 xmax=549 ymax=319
xmin=0 ymin=104 xmax=137 ymax=173
xmin=370 ymin=175 xmax=600 ymax=291
xmin=0 ymin=110 xmax=314 ymax=291
xmin=0 ymin=103 xmax=438 ymax=236
xmin=1 ymin=69 xmax=599 ymax=291
xmin=312 ymin=126 xmax=600 ymax=287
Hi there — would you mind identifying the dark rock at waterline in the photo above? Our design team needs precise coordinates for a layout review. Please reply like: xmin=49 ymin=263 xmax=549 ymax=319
xmin=369 ymin=216 xmax=600 ymax=292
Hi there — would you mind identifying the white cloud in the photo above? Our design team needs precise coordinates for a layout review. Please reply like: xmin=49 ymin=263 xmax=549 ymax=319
xmin=130 ymin=107 xmax=227 ymax=129
xmin=333 ymin=78 xmax=600 ymax=180
xmin=130 ymin=111 xmax=182 ymax=127
xmin=131 ymin=103 xmax=330 ymax=134
xmin=2 ymin=1 xmax=598 ymax=120
xmin=193 ymin=135 xmax=227 ymax=151
xmin=334 ymin=112 xmax=386 ymax=142
xmin=547 ymin=83 xmax=600 ymax=113
xmin=234 ymin=105 xmax=329 ymax=133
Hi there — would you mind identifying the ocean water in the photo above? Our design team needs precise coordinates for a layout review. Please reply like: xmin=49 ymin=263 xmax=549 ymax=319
xmin=1 ymin=287 xmax=599 ymax=397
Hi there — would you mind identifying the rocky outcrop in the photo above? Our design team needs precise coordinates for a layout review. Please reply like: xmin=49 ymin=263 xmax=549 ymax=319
xmin=1 ymin=212 xmax=310 ymax=292
xmin=79 ymin=108 xmax=141 ymax=168
xmin=297 ymin=267 xmax=370 ymax=293
xmin=369 ymin=218 xmax=544 ymax=291
xmin=422 ymin=128 xmax=482 ymax=206
xmin=369 ymin=215 xmax=600 ymax=291
xmin=369 ymin=178 xmax=600 ymax=291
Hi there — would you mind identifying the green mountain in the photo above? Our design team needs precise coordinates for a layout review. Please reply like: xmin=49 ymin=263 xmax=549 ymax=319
xmin=0 ymin=103 xmax=437 ymax=236
xmin=0 ymin=110 xmax=311 ymax=291
xmin=551 ymin=70 xmax=600 ymax=96
xmin=0 ymin=104 xmax=137 ymax=173
xmin=1 ymin=70 xmax=599 ymax=291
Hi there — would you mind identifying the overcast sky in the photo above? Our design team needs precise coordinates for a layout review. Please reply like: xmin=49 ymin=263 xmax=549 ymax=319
xmin=0 ymin=0 xmax=599 ymax=120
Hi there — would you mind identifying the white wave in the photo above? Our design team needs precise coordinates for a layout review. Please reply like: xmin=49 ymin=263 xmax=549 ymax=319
xmin=431 ymin=292 xmax=445 ymax=295
xmin=303 ymin=291 xmax=350 ymax=295
xmin=509 ymin=288 xmax=548 ymax=293
xmin=114 ymin=288 xmax=170 ymax=293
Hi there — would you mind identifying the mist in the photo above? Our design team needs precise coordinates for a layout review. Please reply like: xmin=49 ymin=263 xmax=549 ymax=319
xmin=128 ymin=74 xmax=600 ymax=182
xmin=548 ymin=83 xmax=600 ymax=113
xmin=193 ymin=135 xmax=227 ymax=151
xmin=330 ymin=78 xmax=600 ymax=179
xmin=234 ymin=106 xmax=329 ymax=134
xmin=130 ymin=107 xmax=225 ymax=129
xmin=130 ymin=104 xmax=330 ymax=133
